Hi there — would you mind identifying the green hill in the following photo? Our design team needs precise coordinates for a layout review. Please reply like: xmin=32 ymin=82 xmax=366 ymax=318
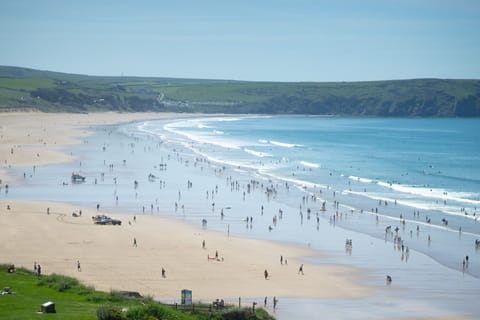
xmin=0 ymin=65 xmax=479 ymax=116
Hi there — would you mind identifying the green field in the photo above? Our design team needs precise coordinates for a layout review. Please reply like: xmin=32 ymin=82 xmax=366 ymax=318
xmin=0 ymin=65 xmax=479 ymax=116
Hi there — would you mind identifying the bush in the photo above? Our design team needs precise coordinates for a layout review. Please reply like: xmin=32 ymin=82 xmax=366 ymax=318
xmin=221 ymin=309 xmax=257 ymax=320
xmin=37 ymin=273 xmax=80 ymax=292
xmin=109 ymin=290 xmax=126 ymax=302
xmin=125 ymin=303 xmax=190 ymax=320
xmin=97 ymin=305 xmax=126 ymax=320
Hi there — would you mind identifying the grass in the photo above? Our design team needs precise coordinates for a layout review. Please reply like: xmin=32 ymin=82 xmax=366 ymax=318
xmin=0 ymin=265 xmax=274 ymax=320
xmin=0 ymin=266 xmax=130 ymax=319
xmin=0 ymin=78 xmax=54 ymax=90
xmin=1 ymin=65 xmax=479 ymax=116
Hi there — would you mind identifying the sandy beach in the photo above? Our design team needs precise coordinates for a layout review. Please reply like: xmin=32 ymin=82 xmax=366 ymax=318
xmin=0 ymin=200 xmax=367 ymax=300
xmin=0 ymin=112 xmax=185 ymax=167
xmin=0 ymin=112 xmax=369 ymax=301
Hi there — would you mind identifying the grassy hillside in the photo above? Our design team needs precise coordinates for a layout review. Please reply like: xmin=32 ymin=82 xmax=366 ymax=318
xmin=0 ymin=264 xmax=274 ymax=320
xmin=1 ymin=65 xmax=479 ymax=116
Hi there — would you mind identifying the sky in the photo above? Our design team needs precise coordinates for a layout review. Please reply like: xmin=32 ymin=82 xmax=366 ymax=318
xmin=0 ymin=0 xmax=479 ymax=82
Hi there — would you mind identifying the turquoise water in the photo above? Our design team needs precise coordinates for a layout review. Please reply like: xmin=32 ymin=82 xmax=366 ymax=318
xmin=3 ymin=115 xmax=480 ymax=319
xmin=153 ymin=116 xmax=480 ymax=212
xmin=138 ymin=116 xmax=480 ymax=228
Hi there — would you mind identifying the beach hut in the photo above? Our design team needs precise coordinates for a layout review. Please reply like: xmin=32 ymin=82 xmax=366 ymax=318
xmin=181 ymin=289 xmax=192 ymax=305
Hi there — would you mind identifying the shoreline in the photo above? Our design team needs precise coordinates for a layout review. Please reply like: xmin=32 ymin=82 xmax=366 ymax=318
xmin=0 ymin=112 xmax=371 ymax=301
xmin=0 ymin=112 xmax=189 ymax=168
xmin=2 ymin=112 xmax=478 ymax=320
xmin=0 ymin=199 xmax=369 ymax=300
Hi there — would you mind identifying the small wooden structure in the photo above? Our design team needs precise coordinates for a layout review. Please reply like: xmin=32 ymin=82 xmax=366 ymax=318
xmin=41 ymin=301 xmax=56 ymax=313
xmin=181 ymin=289 xmax=192 ymax=305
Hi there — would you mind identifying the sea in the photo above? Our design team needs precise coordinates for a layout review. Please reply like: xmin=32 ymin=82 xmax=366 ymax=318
xmin=3 ymin=115 xmax=480 ymax=319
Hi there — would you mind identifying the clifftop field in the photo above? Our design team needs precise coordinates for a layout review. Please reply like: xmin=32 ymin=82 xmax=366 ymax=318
xmin=0 ymin=65 xmax=479 ymax=116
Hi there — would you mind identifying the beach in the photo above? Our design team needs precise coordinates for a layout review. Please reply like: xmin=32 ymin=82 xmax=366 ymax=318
xmin=1 ymin=112 xmax=478 ymax=320
xmin=0 ymin=199 xmax=367 ymax=300
xmin=0 ymin=112 xmax=368 ymax=301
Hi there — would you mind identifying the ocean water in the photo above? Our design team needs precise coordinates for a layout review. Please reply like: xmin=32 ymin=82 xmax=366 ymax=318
xmin=156 ymin=116 xmax=480 ymax=215
xmin=3 ymin=115 xmax=480 ymax=319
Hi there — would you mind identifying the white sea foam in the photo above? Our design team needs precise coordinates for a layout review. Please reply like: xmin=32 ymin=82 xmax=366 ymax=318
xmin=214 ymin=117 xmax=242 ymax=122
xmin=348 ymin=175 xmax=375 ymax=183
xmin=270 ymin=140 xmax=302 ymax=148
xmin=300 ymin=161 xmax=320 ymax=169
xmin=260 ymin=169 xmax=327 ymax=190
xmin=344 ymin=189 xmax=480 ymax=222
xmin=186 ymin=145 xmax=258 ymax=170
xmin=348 ymin=176 xmax=480 ymax=209
xmin=164 ymin=122 xmax=242 ymax=150
xmin=362 ymin=210 xmax=480 ymax=237
xmin=244 ymin=148 xmax=272 ymax=158
xmin=376 ymin=181 xmax=480 ymax=206
xmin=183 ymin=143 xmax=279 ymax=173
xmin=213 ymin=130 xmax=224 ymax=135
xmin=134 ymin=121 xmax=168 ymax=141
xmin=258 ymin=139 xmax=268 ymax=144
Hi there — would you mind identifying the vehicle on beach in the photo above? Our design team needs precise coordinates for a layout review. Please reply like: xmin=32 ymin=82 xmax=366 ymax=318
xmin=71 ymin=173 xmax=86 ymax=183
xmin=92 ymin=214 xmax=122 ymax=226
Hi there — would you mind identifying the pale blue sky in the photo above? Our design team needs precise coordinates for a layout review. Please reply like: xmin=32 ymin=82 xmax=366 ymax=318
xmin=1 ymin=0 xmax=479 ymax=81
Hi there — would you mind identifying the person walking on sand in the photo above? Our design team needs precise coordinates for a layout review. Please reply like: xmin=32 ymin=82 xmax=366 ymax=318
xmin=162 ymin=267 xmax=166 ymax=278
xmin=264 ymin=296 xmax=267 ymax=307
xmin=77 ymin=260 xmax=81 ymax=272
xmin=298 ymin=264 xmax=304 ymax=275
xmin=264 ymin=269 xmax=269 ymax=280
xmin=133 ymin=237 xmax=137 ymax=247
xmin=37 ymin=264 xmax=41 ymax=277
xmin=202 ymin=240 xmax=205 ymax=249
xmin=273 ymin=296 xmax=278 ymax=309
xmin=280 ymin=255 xmax=283 ymax=265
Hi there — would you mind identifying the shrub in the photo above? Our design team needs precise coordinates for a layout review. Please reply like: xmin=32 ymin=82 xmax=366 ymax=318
xmin=125 ymin=303 xmax=189 ymax=320
xmin=97 ymin=305 xmax=126 ymax=320
xmin=37 ymin=273 xmax=80 ymax=292
xmin=221 ymin=309 xmax=257 ymax=320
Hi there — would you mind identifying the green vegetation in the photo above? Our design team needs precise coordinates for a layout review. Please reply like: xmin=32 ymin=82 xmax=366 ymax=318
xmin=0 ymin=65 xmax=479 ymax=116
xmin=0 ymin=265 xmax=274 ymax=320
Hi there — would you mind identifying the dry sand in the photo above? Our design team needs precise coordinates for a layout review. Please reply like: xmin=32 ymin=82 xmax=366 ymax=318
xmin=0 ymin=200 xmax=368 ymax=300
xmin=0 ymin=112 xmax=370 ymax=301
xmin=0 ymin=112 xmax=183 ymax=167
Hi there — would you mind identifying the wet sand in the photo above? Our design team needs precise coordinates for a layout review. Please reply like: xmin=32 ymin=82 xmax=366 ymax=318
xmin=0 ymin=112 xmax=369 ymax=301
